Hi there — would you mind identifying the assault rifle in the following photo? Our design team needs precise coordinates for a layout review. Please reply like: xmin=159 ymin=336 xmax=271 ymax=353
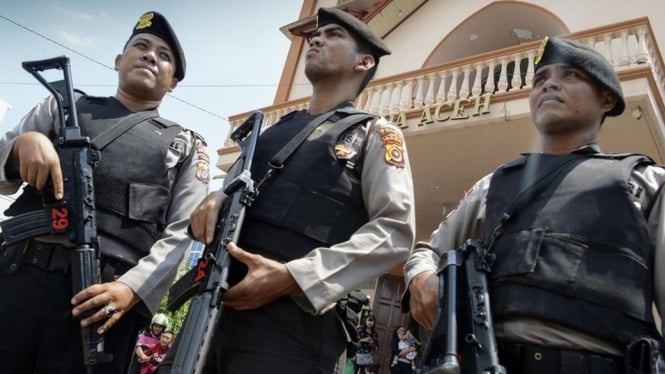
xmin=421 ymin=239 xmax=506 ymax=374
xmin=0 ymin=56 xmax=110 ymax=372
xmin=165 ymin=111 xmax=264 ymax=373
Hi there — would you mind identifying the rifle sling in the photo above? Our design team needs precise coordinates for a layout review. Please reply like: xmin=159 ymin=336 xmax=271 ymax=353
xmin=269 ymin=109 xmax=337 ymax=168
xmin=90 ymin=110 xmax=159 ymax=151
xmin=485 ymin=154 xmax=581 ymax=251
xmin=255 ymin=109 xmax=374 ymax=191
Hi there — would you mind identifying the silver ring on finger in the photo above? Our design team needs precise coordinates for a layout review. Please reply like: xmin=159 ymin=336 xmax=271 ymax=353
xmin=103 ymin=305 xmax=116 ymax=317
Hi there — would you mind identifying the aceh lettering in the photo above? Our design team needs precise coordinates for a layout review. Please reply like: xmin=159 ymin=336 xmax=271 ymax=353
xmin=385 ymin=93 xmax=492 ymax=128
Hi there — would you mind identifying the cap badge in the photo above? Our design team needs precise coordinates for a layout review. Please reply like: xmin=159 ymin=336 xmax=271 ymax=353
xmin=534 ymin=36 xmax=549 ymax=65
xmin=136 ymin=12 xmax=154 ymax=31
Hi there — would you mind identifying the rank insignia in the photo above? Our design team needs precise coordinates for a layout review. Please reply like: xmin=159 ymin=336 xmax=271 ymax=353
xmin=534 ymin=36 xmax=549 ymax=65
xmin=335 ymin=143 xmax=353 ymax=158
xmin=136 ymin=12 xmax=154 ymax=31
xmin=376 ymin=126 xmax=405 ymax=168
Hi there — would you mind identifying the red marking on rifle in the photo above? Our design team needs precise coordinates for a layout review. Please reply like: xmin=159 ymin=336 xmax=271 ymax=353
xmin=195 ymin=258 xmax=209 ymax=282
xmin=51 ymin=207 xmax=69 ymax=230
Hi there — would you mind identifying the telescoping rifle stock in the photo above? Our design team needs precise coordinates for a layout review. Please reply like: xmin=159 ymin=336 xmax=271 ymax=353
xmin=0 ymin=56 xmax=110 ymax=372
xmin=421 ymin=239 xmax=506 ymax=374
xmin=165 ymin=111 xmax=264 ymax=374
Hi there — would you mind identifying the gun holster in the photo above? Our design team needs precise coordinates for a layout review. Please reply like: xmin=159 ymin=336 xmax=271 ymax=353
xmin=626 ymin=336 xmax=665 ymax=374
xmin=336 ymin=291 xmax=370 ymax=351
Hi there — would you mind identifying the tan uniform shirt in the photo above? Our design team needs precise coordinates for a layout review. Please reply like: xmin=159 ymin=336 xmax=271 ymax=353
xmin=279 ymin=116 xmax=417 ymax=315
xmin=0 ymin=95 xmax=210 ymax=313
xmin=404 ymin=146 xmax=665 ymax=356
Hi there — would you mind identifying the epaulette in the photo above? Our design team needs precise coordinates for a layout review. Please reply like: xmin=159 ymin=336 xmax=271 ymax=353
xmin=589 ymin=152 xmax=655 ymax=164
xmin=151 ymin=117 xmax=181 ymax=129
xmin=189 ymin=129 xmax=207 ymax=146
xmin=278 ymin=111 xmax=298 ymax=123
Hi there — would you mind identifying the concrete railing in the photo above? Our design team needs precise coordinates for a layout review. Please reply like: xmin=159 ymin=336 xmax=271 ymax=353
xmin=225 ymin=17 xmax=662 ymax=147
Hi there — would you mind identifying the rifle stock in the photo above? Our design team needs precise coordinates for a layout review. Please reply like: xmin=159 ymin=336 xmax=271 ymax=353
xmin=166 ymin=111 xmax=264 ymax=373
xmin=1 ymin=56 xmax=111 ymax=372
xmin=422 ymin=240 xmax=505 ymax=374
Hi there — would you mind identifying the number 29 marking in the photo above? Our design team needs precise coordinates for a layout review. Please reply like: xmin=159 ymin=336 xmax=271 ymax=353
xmin=51 ymin=207 xmax=69 ymax=230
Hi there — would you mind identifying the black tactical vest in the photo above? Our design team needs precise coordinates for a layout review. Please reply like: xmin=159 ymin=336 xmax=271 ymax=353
xmin=483 ymin=152 xmax=657 ymax=346
xmin=7 ymin=96 xmax=182 ymax=256
xmin=238 ymin=107 xmax=372 ymax=262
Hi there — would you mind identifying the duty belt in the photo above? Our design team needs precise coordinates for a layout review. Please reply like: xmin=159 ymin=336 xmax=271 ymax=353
xmin=498 ymin=341 xmax=623 ymax=374
xmin=2 ymin=239 xmax=132 ymax=280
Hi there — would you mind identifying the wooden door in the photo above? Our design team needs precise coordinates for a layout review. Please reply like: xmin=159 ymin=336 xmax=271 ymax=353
xmin=371 ymin=274 xmax=411 ymax=374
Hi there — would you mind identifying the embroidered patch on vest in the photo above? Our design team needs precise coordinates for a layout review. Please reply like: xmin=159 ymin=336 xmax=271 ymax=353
xmin=335 ymin=125 xmax=365 ymax=158
xmin=195 ymin=143 xmax=210 ymax=183
xmin=376 ymin=125 xmax=405 ymax=168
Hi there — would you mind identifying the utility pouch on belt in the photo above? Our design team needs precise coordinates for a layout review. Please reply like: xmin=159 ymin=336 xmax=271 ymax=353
xmin=626 ymin=336 xmax=665 ymax=374
xmin=336 ymin=290 xmax=370 ymax=349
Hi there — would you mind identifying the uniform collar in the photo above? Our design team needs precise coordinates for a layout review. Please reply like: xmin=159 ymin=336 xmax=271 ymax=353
xmin=572 ymin=143 xmax=602 ymax=154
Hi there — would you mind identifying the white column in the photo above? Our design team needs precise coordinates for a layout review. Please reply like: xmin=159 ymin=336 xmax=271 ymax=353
xmin=486 ymin=60 xmax=497 ymax=94
xmin=459 ymin=66 xmax=471 ymax=99
xmin=471 ymin=63 xmax=483 ymax=97
xmin=511 ymin=53 xmax=522 ymax=91
xmin=436 ymin=71 xmax=449 ymax=103
xmin=497 ymin=58 xmax=509 ymax=92
xmin=447 ymin=69 xmax=460 ymax=101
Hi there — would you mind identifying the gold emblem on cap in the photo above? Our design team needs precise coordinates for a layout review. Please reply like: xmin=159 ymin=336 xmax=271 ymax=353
xmin=136 ymin=12 xmax=154 ymax=30
xmin=534 ymin=36 xmax=549 ymax=65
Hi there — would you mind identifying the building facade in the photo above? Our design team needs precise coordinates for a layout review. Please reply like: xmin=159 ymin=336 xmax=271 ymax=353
xmin=219 ymin=1 xmax=665 ymax=370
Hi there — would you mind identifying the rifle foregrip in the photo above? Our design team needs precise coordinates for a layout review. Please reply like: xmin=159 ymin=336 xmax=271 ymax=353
xmin=70 ymin=246 xmax=112 ymax=366
xmin=171 ymin=293 xmax=220 ymax=373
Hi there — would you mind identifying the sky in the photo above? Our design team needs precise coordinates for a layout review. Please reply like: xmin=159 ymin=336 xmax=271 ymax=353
xmin=0 ymin=0 xmax=304 ymax=191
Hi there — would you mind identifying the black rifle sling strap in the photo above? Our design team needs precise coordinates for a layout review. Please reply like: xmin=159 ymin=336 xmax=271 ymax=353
xmin=254 ymin=109 xmax=375 ymax=191
xmin=484 ymin=153 xmax=583 ymax=252
xmin=90 ymin=110 xmax=159 ymax=151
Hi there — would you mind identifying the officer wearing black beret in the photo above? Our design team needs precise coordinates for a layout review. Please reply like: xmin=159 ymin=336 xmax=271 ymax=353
xmin=314 ymin=7 xmax=391 ymax=58
xmin=160 ymin=5 xmax=415 ymax=374
xmin=405 ymin=36 xmax=665 ymax=374
xmin=0 ymin=10 xmax=209 ymax=374
xmin=125 ymin=11 xmax=186 ymax=81
xmin=534 ymin=36 xmax=624 ymax=116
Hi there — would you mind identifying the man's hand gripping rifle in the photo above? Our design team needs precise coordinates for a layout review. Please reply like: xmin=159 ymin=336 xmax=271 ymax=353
xmin=0 ymin=56 xmax=110 ymax=371
xmin=421 ymin=239 xmax=506 ymax=374
xmin=165 ymin=111 xmax=264 ymax=374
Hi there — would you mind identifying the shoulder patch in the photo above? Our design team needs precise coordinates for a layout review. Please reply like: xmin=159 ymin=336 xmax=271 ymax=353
xmin=375 ymin=123 xmax=405 ymax=168
xmin=195 ymin=143 xmax=210 ymax=184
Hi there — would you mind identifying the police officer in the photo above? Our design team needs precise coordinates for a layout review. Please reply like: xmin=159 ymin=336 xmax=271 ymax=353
xmin=0 ymin=11 xmax=209 ymax=374
xmin=404 ymin=37 xmax=665 ymax=374
xmin=173 ymin=6 xmax=415 ymax=374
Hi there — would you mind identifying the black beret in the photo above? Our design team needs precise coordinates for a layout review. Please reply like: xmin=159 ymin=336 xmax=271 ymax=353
xmin=126 ymin=11 xmax=186 ymax=81
xmin=316 ymin=7 xmax=391 ymax=58
xmin=534 ymin=36 xmax=624 ymax=116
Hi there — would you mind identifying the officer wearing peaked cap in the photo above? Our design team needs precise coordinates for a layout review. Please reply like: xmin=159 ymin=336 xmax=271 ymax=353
xmin=404 ymin=36 xmax=665 ymax=374
xmin=0 ymin=10 xmax=209 ymax=374
xmin=159 ymin=5 xmax=415 ymax=374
